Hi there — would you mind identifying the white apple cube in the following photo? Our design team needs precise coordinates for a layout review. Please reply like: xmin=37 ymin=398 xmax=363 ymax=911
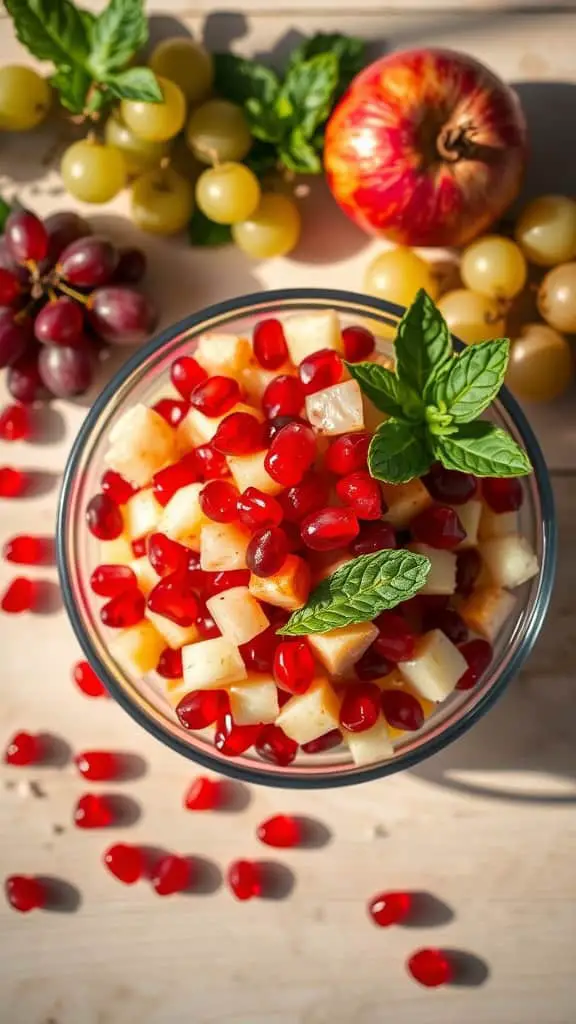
xmin=227 ymin=450 xmax=284 ymax=496
xmin=409 ymin=543 xmax=457 ymax=595
xmin=104 ymin=404 xmax=177 ymax=487
xmin=241 ymin=361 xmax=293 ymax=403
xmin=479 ymin=535 xmax=539 ymax=589
xmin=452 ymin=500 xmax=482 ymax=550
xmin=194 ymin=333 xmax=252 ymax=377
xmin=123 ymin=489 xmax=163 ymax=540
xmin=399 ymin=629 xmax=468 ymax=702
xmin=458 ymin=586 xmax=517 ymax=643
xmin=109 ymin=620 xmax=165 ymax=676
xmin=249 ymin=555 xmax=311 ymax=610
xmin=146 ymin=609 xmax=201 ymax=649
xmin=310 ymin=553 xmax=352 ymax=586
xmin=306 ymin=380 xmax=365 ymax=436
xmin=206 ymin=587 xmax=269 ymax=646
xmin=200 ymin=522 xmax=251 ymax=571
xmin=229 ymin=673 xmax=279 ymax=725
xmin=158 ymin=483 xmax=206 ymax=549
xmin=178 ymin=402 xmax=262 ymax=448
xmin=129 ymin=556 xmax=160 ymax=596
xmin=478 ymin=506 xmax=518 ymax=541
xmin=99 ymin=534 xmax=133 ymax=565
xmin=343 ymin=714 xmax=394 ymax=766
xmin=276 ymin=677 xmax=341 ymax=745
xmin=182 ymin=636 xmax=247 ymax=691
xmin=308 ymin=622 xmax=379 ymax=677
xmin=283 ymin=310 xmax=343 ymax=365
xmin=382 ymin=479 xmax=433 ymax=527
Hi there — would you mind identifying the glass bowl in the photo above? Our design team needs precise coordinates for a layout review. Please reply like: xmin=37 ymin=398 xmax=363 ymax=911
xmin=57 ymin=288 xmax=556 ymax=789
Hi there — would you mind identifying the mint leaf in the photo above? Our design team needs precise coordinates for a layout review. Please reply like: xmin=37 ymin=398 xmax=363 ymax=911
xmin=395 ymin=289 xmax=453 ymax=400
xmin=244 ymin=139 xmax=277 ymax=177
xmin=288 ymin=33 xmax=365 ymax=96
xmin=433 ymin=339 xmax=510 ymax=424
xmin=0 ymin=198 xmax=11 ymax=233
xmin=188 ymin=207 xmax=232 ymax=247
xmin=278 ymin=549 xmax=431 ymax=635
xmin=245 ymin=98 xmax=284 ymax=145
xmin=369 ymin=420 xmax=431 ymax=484
xmin=89 ymin=0 xmax=148 ymax=78
xmin=214 ymin=53 xmax=280 ymax=106
xmin=5 ymin=0 xmax=91 ymax=67
xmin=280 ymin=129 xmax=322 ymax=174
xmin=279 ymin=52 xmax=339 ymax=140
xmin=434 ymin=421 xmax=532 ymax=477
xmin=104 ymin=67 xmax=162 ymax=102
xmin=50 ymin=65 xmax=92 ymax=114
xmin=345 ymin=360 xmax=405 ymax=418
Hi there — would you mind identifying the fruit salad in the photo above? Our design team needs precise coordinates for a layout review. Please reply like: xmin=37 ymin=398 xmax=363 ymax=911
xmin=84 ymin=303 xmax=540 ymax=770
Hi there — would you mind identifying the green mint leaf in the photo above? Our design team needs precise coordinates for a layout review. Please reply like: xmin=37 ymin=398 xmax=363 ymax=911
xmin=278 ymin=549 xmax=431 ymax=635
xmin=50 ymin=65 xmax=92 ymax=114
xmin=5 ymin=0 xmax=91 ymax=67
xmin=0 ymin=197 xmax=11 ymax=233
xmin=89 ymin=0 xmax=148 ymax=78
xmin=368 ymin=419 xmax=432 ymax=484
xmin=188 ymin=207 xmax=232 ymax=247
xmin=395 ymin=289 xmax=453 ymax=401
xmin=432 ymin=338 xmax=510 ymax=424
xmin=287 ymin=32 xmax=365 ymax=99
xmin=278 ymin=52 xmax=339 ymax=139
xmin=104 ymin=67 xmax=162 ymax=102
xmin=245 ymin=98 xmax=284 ymax=144
xmin=345 ymin=360 xmax=406 ymax=418
xmin=213 ymin=52 xmax=280 ymax=106
xmin=279 ymin=129 xmax=322 ymax=174
xmin=434 ymin=421 xmax=532 ymax=477
xmin=244 ymin=139 xmax=277 ymax=177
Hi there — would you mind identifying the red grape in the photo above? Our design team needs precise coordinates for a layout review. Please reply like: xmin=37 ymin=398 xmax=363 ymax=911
xmin=43 ymin=211 xmax=92 ymax=268
xmin=38 ymin=345 xmax=93 ymax=397
xmin=6 ymin=348 xmax=46 ymax=403
xmin=0 ymin=267 xmax=20 ymax=306
xmin=34 ymin=297 xmax=84 ymax=347
xmin=88 ymin=287 xmax=157 ymax=345
xmin=57 ymin=237 xmax=118 ymax=287
xmin=5 ymin=210 xmax=48 ymax=264
xmin=0 ymin=238 xmax=30 ymax=287
xmin=0 ymin=310 xmax=28 ymax=369
xmin=111 ymin=247 xmax=147 ymax=284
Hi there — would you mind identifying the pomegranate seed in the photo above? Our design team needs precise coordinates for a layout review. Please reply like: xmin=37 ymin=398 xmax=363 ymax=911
xmin=2 ymin=534 xmax=49 ymax=564
xmin=104 ymin=843 xmax=143 ymax=884
xmin=273 ymin=639 xmax=315 ymax=694
xmin=199 ymin=479 xmax=239 ymax=523
xmin=237 ymin=487 xmax=283 ymax=529
xmin=246 ymin=526 xmax=288 ymax=577
xmin=213 ymin=411 xmax=265 ymax=455
xmin=4 ymin=730 xmax=43 ymax=765
xmin=100 ymin=585 xmax=145 ymax=628
xmin=101 ymin=469 xmax=137 ymax=504
xmin=1 ymin=576 xmax=35 ymax=612
xmin=340 ymin=683 xmax=381 ymax=732
xmin=72 ymin=660 xmax=107 ymax=698
xmin=0 ymin=466 xmax=28 ymax=497
xmin=190 ymin=443 xmax=228 ymax=480
xmin=90 ymin=564 xmax=137 ymax=597
xmin=203 ymin=569 xmax=250 ymax=598
xmin=184 ymin=776 xmax=221 ymax=810
xmin=301 ymin=506 xmax=359 ymax=551
xmin=214 ymin=712 xmax=262 ymax=756
xmin=457 ymin=638 xmax=493 ymax=690
xmin=239 ymin=625 xmax=280 ymax=673
xmin=336 ymin=471 xmax=384 ymax=520
xmin=151 ymin=854 xmax=191 ymax=895
xmin=277 ymin=687 xmax=292 ymax=708
xmin=195 ymin=606 xmax=221 ymax=638
xmin=324 ymin=432 xmax=372 ymax=475
xmin=148 ymin=574 xmax=199 ymax=627
xmin=257 ymin=814 xmax=301 ymax=848
xmin=381 ymin=689 xmax=424 ymax=731
xmin=301 ymin=729 xmax=342 ymax=754
xmin=456 ymin=549 xmax=482 ymax=595
xmin=131 ymin=537 xmax=147 ymax=558
xmin=482 ymin=476 xmax=523 ymax=513
xmin=153 ymin=455 xmax=197 ymax=506
xmin=368 ymin=891 xmax=412 ymax=927
xmin=157 ymin=647 xmax=183 ymax=679
xmin=262 ymin=374 xmax=304 ymax=419
xmin=253 ymin=318 xmax=288 ymax=369
xmin=152 ymin=398 xmax=189 ymax=427
xmin=299 ymin=348 xmax=343 ymax=395
xmin=256 ymin=725 xmax=298 ymax=766
xmin=374 ymin=611 xmax=416 ymax=662
xmin=349 ymin=520 xmax=397 ymax=556
xmin=411 ymin=505 xmax=466 ymax=549
xmin=422 ymin=607 xmax=468 ymax=644
xmin=423 ymin=464 xmax=477 ymax=505
xmin=176 ymin=689 xmax=228 ymax=730
xmin=190 ymin=375 xmax=239 ymax=417
xmin=170 ymin=355 xmax=207 ymax=399
xmin=342 ymin=324 xmax=375 ymax=361
xmin=280 ymin=472 xmax=330 ymax=524
xmin=227 ymin=859 xmax=261 ymax=900
xmin=407 ymin=948 xmax=453 ymax=987
xmin=148 ymin=532 xmax=188 ymax=577
xmin=265 ymin=421 xmax=316 ymax=486
xmin=264 ymin=414 xmax=307 ymax=444
xmin=5 ymin=875 xmax=46 ymax=912
xmin=0 ymin=266 xmax=21 ymax=305
xmin=75 ymin=750 xmax=121 ymax=781
xmin=74 ymin=793 xmax=114 ymax=828
xmin=86 ymin=493 xmax=123 ymax=541
xmin=355 ymin=645 xmax=393 ymax=681
xmin=0 ymin=403 xmax=31 ymax=441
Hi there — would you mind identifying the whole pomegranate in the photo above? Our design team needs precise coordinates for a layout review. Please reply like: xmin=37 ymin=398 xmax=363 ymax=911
xmin=324 ymin=48 xmax=527 ymax=247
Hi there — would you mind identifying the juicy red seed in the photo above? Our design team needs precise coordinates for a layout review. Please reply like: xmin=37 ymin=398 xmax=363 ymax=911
xmin=156 ymin=647 xmax=183 ymax=679
xmin=256 ymin=725 xmax=298 ymax=766
xmin=299 ymin=348 xmax=343 ymax=395
xmin=0 ymin=403 xmax=31 ymax=441
xmin=423 ymin=464 xmax=477 ymax=505
xmin=90 ymin=564 xmax=137 ymax=597
xmin=423 ymin=607 xmax=468 ymax=644
xmin=273 ymin=639 xmax=315 ymax=694
xmin=257 ymin=814 xmax=301 ymax=848
xmin=262 ymin=374 xmax=304 ymax=419
xmin=276 ymin=686 xmax=291 ymax=708
xmin=214 ymin=713 xmax=262 ymax=756
xmin=265 ymin=421 xmax=316 ymax=486
xmin=153 ymin=455 xmax=198 ymax=506
xmin=411 ymin=504 xmax=466 ymax=549
xmin=177 ymin=689 xmax=229 ymax=730
xmin=0 ymin=266 xmax=21 ymax=305
xmin=456 ymin=549 xmax=482 ymax=595
xmin=72 ymin=660 xmax=107 ymax=698
xmin=74 ymin=750 xmax=121 ymax=781
xmin=104 ymin=843 xmax=144 ymax=884
xmin=152 ymin=398 xmax=189 ymax=427
xmin=131 ymin=537 xmax=147 ymax=558
xmin=74 ymin=793 xmax=114 ymax=828
xmin=184 ymin=776 xmax=221 ymax=810
xmin=301 ymin=506 xmax=359 ymax=551
xmin=190 ymin=375 xmax=240 ymax=417
xmin=100 ymin=469 xmax=137 ymax=505
xmin=340 ymin=683 xmax=382 ymax=732
xmin=264 ymin=414 xmax=307 ymax=445
xmin=456 ymin=638 xmax=493 ymax=690
xmin=237 ymin=487 xmax=283 ymax=529
xmin=213 ymin=412 xmax=265 ymax=455
xmin=195 ymin=607 xmax=221 ymax=638
xmin=170 ymin=355 xmax=207 ymax=399
xmin=239 ymin=625 xmax=280 ymax=673
xmin=4 ymin=730 xmax=43 ymax=766
xmin=301 ymin=729 xmax=343 ymax=754
xmin=342 ymin=324 xmax=375 ymax=362
xmin=2 ymin=534 xmax=49 ymax=565
xmin=482 ymin=476 xmax=523 ymax=513
xmin=100 ymin=589 xmax=145 ymax=628
xmin=148 ymin=532 xmax=189 ymax=577
xmin=324 ymin=432 xmax=371 ymax=475
xmin=381 ymin=689 xmax=424 ymax=731
xmin=355 ymin=645 xmax=393 ymax=681
xmin=190 ymin=443 xmax=228 ymax=480
xmin=199 ymin=479 xmax=239 ymax=523
xmin=227 ymin=859 xmax=261 ymax=900
xmin=368 ymin=891 xmax=412 ymax=927
xmin=5 ymin=875 xmax=46 ymax=913
xmin=253 ymin=318 xmax=288 ymax=369
xmin=407 ymin=948 xmax=453 ymax=987
xmin=0 ymin=466 xmax=28 ymax=497
xmin=336 ymin=471 xmax=384 ymax=520
xmin=148 ymin=574 xmax=199 ymax=627
xmin=86 ymin=493 xmax=123 ymax=541
xmin=280 ymin=472 xmax=330 ymax=524
xmin=374 ymin=611 xmax=416 ymax=662
xmin=1 ymin=576 xmax=36 ymax=612
xmin=246 ymin=526 xmax=288 ymax=577
xmin=349 ymin=520 xmax=397 ymax=556
xmin=203 ymin=570 xmax=250 ymax=598
xmin=151 ymin=854 xmax=191 ymax=896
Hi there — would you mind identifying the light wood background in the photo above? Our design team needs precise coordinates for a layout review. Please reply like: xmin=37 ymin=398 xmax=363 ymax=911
xmin=1 ymin=4 xmax=576 ymax=1023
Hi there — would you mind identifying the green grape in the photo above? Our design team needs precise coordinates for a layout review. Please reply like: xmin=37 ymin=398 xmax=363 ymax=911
xmin=437 ymin=288 xmax=505 ymax=345
xmin=186 ymin=100 xmax=252 ymax=164
xmin=506 ymin=323 xmax=573 ymax=402
xmin=61 ymin=140 xmax=127 ymax=204
xmin=0 ymin=65 xmax=51 ymax=131
xmin=121 ymin=77 xmax=186 ymax=143
xmin=460 ymin=235 xmax=527 ymax=300
xmin=131 ymin=167 xmax=194 ymax=235
xmin=515 ymin=195 xmax=576 ymax=267
xmin=150 ymin=37 xmax=214 ymax=106
xmin=364 ymin=247 xmax=439 ymax=308
xmin=195 ymin=163 xmax=260 ymax=225
xmin=232 ymin=193 xmax=301 ymax=258
xmin=104 ymin=111 xmax=170 ymax=176
xmin=537 ymin=261 xmax=576 ymax=333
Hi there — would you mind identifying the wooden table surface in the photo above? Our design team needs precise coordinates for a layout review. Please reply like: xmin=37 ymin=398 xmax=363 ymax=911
xmin=1 ymin=4 xmax=576 ymax=1023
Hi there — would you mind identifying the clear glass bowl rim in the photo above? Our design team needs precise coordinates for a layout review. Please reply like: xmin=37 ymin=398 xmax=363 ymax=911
xmin=56 ymin=287 xmax=557 ymax=789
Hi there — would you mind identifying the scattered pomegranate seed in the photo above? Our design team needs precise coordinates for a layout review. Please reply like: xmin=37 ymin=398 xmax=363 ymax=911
xmin=349 ymin=520 xmax=397 ymax=556
xmin=195 ymin=606 xmax=221 ymax=638
xmin=190 ymin=443 xmax=228 ymax=480
xmin=253 ymin=318 xmax=288 ymax=369
xmin=301 ymin=506 xmax=359 ymax=551
xmin=237 ymin=487 xmax=283 ymax=530
xmin=214 ymin=713 xmax=262 ymax=756
xmin=5 ymin=875 xmax=46 ymax=912
xmin=101 ymin=588 xmax=145 ymax=628
xmin=1 ymin=576 xmax=36 ymax=612
xmin=148 ymin=574 xmax=198 ymax=627
xmin=212 ymin=411 xmax=265 ymax=455
xmin=227 ymin=859 xmax=261 ymax=900
xmin=276 ymin=686 xmax=292 ymax=708
xmin=355 ymin=645 xmax=393 ymax=681
xmin=246 ymin=526 xmax=288 ymax=577
xmin=423 ymin=464 xmax=477 ymax=505
xmin=239 ymin=625 xmax=280 ymax=673
xmin=156 ymin=647 xmax=183 ymax=679
xmin=0 ymin=266 xmax=21 ymax=305
xmin=422 ymin=607 xmax=468 ymax=644
xmin=148 ymin=532 xmax=188 ymax=577
xmin=456 ymin=549 xmax=482 ymax=595
xmin=336 ymin=471 xmax=384 ymax=520
xmin=256 ymin=725 xmax=298 ymax=766
xmin=407 ymin=948 xmax=453 ymax=987
xmin=153 ymin=398 xmax=189 ymax=427
xmin=75 ymin=750 xmax=121 ymax=781
xmin=153 ymin=455 xmax=198 ymax=506
xmin=85 ymin=493 xmax=123 ymax=541
xmin=0 ymin=466 xmax=28 ymax=497
xmin=342 ymin=324 xmax=375 ymax=361
xmin=200 ymin=479 xmax=239 ymax=523
xmin=273 ymin=640 xmax=315 ymax=694
xmin=103 ymin=843 xmax=144 ymax=884
xmin=374 ymin=611 xmax=416 ymax=662
xmin=381 ymin=690 xmax=424 ymax=731
xmin=2 ymin=534 xmax=49 ymax=565
xmin=257 ymin=813 xmax=301 ymax=848
xmin=176 ymin=689 xmax=228 ymax=730
xmin=190 ymin=375 xmax=240 ymax=417
xmin=411 ymin=505 xmax=466 ymax=549
xmin=324 ymin=432 xmax=372 ymax=475
xmin=72 ymin=659 xmax=107 ymax=698
xmin=0 ymin=403 xmax=31 ymax=441
xmin=264 ymin=414 xmax=307 ymax=445
xmin=301 ymin=729 xmax=342 ymax=754
xmin=74 ymin=793 xmax=114 ymax=828
xmin=170 ymin=355 xmax=207 ymax=399
xmin=184 ymin=776 xmax=222 ymax=810
xmin=4 ymin=730 xmax=43 ymax=765
xmin=279 ymin=471 xmax=330 ymax=523
xmin=482 ymin=476 xmax=523 ymax=513
xmin=340 ymin=683 xmax=381 ymax=732
xmin=299 ymin=348 xmax=343 ymax=395
xmin=456 ymin=638 xmax=493 ymax=690
xmin=203 ymin=569 xmax=250 ymax=598
xmin=131 ymin=537 xmax=147 ymax=558
xmin=151 ymin=854 xmax=191 ymax=895
xmin=262 ymin=374 xmax=304 ymax=419
xmin=90 ymin=564 xmax=137 ymax=597
xmin=265 ymin=421 xmax=316 ymax=487
xmin=368 ymin=890 xmax=412 ymax=927
xmin=100 ymin=469 xmax=137 ymax=505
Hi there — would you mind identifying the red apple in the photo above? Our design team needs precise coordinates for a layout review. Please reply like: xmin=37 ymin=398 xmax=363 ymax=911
xmin=324 ymin=48 xmax=527 ymax=247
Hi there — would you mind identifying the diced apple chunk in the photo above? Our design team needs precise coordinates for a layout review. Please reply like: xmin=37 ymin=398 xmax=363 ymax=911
xmin=99 ymin=534 xmax=133 ymax=565
xmin=458 ymin=586 xmax=517 ymax=643
xmin=305 ymin=380 xmax=365 ymax=436
xmin=479 ymin=535 xmax=539 ymax=589
xmin=248 ymin=555 xmax=311 ymax=610
xmin=194 ymin=333 xmax=252 ymax=377
xmin=109 ymin=620 xmax=165 ymax=676
xmin=399 ymin=629 xmax=468 ymax=702
xmin=408 ymin=543 xmax=456 ymax=595
xmin=382 ymin=479 xmax=433 ymax=527
xmin=200 ymin=522 xmax=251 ymax=571
xmin=452 ymin=500 xmax=482 ymax=550
xmin=276 ymin=677 xmax=341 ymax=745
xmin=343 ymin=714 xmax=394 ymax=766
xmin=178 ymin=402 xmax=262 ymax=448
xmin=227 ymin=450 xmax=284 ymax=496
xmin=310 ymin=552 xmax=352 ymax=586
xmin=130 ymin=556 xmax=159 ymax=596
xmin=206 ymin=587 xmax=269 ymax=646
xmin=104 ymin=404 xmax=177 ymax=487
xmin=283 ymin=310 xmax=343 ymax=365
xmin=308 ymin=622 xmax=379 ymax=677
xmin=123 ymin=489 xmax=163 ymax=540
xmin=158 ymin=483 xmax=206 ymax=550
xmin=478 ymin=506 xmax=518 ymax=541
xmin=182 ymin=636 xmax=247 ymax=691
xmin=146 ymin=609 xmax=200 ymax=649
xmin=229 ymin=673 xmax=279 ymax=725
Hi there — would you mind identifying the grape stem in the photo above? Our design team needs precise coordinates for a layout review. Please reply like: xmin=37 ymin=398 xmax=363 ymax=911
xmin=56 ymin=280 xmax=89 ymax=305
